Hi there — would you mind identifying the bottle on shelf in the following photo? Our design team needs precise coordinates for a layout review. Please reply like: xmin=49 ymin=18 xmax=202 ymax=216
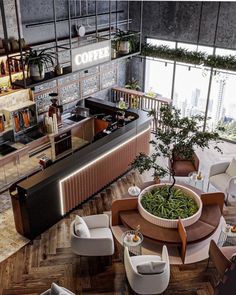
xmin=0 ymin=60 xmax=6 ymax=75
xmin=13 ymin=112 xmax=20 ymax=133
xmin=0 ymin=113 xmax=5 ymax=132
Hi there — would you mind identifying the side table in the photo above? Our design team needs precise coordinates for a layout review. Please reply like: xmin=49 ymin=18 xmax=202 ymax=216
xmin=122 ymin=230 xmax=143 ymax=256
xmin=188 ymin=172 xmax=204 ymax=191
xmin=218 ymin=224 xmax=236 ymax=247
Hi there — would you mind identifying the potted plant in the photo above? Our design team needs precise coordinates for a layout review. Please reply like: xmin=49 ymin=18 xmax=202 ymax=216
xmin=116 ymin=30 xmax=139 ymax=55
xmin=125 ymin=78 xmax=141 ymax=91
xmin=25 ymin=48 xmax=56 ymax=81
xmin=131 ymin=104 xmax=223 ymax=228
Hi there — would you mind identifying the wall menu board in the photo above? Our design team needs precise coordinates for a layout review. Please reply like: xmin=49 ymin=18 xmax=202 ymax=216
xmin=33 ymin=81 xmax=57 ymax=114
xmin=100 ymin=62 xmax=117 ymax=90
xmin=33 ymin=61 xmax=118 ymax=116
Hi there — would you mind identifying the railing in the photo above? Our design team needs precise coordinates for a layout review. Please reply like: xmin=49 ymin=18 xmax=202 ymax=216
xmin=111 ymin=87 xmax=171 ymax=131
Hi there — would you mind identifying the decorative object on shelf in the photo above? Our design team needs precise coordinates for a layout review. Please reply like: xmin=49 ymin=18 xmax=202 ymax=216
xmin=0 ymin=113 xmax=5 ymax=132
xmin=75 ymin=24 xmax=86 ymax=37
xmin=10 ymin=39 xmax=19 ymax=52
xmin=25 ymin=48 xmax=57 ymax=81
xmin=141 ymin=43 xmax=236 ymax=71
xmin=0 ymin=60 xmax=6 ymax=75
xmin=131 ymin=105 xmax=222 ymax=218
xmin=118 ymin=97 xmax=128 ymax=110
xmin=54 ymin=63 xmax=63 ymax=76
xmin=231 ymin=225 xmax=236 ymax=233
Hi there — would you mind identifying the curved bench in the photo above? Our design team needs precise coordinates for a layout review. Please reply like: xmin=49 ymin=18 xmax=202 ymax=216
xmin=111 ymin=191 xmax=224 ymax=263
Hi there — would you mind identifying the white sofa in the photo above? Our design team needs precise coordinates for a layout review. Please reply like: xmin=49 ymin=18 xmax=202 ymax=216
xmin=70 ymin=214 xmax=114 ymax=256
xmin=124 ymin=245 xmax=170 ymax=294
xmin=207 ymin=160 xmax=236 ymax=203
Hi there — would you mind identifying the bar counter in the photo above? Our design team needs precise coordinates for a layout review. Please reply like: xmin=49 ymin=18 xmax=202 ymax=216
xmin=13 ymin=97 xmax=151 ymax=239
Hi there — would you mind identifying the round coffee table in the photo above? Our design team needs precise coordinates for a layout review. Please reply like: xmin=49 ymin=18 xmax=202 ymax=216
xmin=218 ymin=224 xmax=236 ymax=246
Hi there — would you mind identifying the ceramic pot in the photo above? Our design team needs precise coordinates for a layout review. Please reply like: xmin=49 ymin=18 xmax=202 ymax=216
xmin=117 ymin=41 xmax=130 ymax=54
xmin=29 ymin=63 xmax=45 ymax=81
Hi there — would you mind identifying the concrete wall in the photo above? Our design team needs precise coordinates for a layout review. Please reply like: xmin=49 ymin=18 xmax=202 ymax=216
xmin=19 ymin=0 xmax=128 ymax=45
xmin=0 ymin=0 xmax=20 ymax=39
xmin=129 ymin=1 xmax=236 ymax=90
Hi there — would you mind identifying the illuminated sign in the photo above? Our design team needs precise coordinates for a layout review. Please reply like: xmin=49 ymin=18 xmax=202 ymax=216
xmin=72 ymin=39 xmax=111 ymax=71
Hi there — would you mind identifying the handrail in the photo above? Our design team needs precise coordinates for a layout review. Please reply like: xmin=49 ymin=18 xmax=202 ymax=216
xmin=111 ymin=87 xmax=171 ymax=130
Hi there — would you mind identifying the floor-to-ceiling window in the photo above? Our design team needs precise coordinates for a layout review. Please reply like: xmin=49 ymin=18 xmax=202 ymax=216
xmin=144 ymin=38 xmax=236 ymax=142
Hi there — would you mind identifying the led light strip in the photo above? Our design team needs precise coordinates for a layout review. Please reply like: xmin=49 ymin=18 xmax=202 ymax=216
xmin=59 ymin=126 xmax=151 ymax=215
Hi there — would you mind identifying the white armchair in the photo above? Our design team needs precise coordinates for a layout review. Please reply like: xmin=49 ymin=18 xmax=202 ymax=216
xmin=124 ymin=245 xmax=170 ymax=295
xmin=70 ymin=214 xmax=114 ymax=256
xmin=207 ymin=160 xmax=236 ymax=203
xmin=41 ymin=283 xmax=75 ymax=295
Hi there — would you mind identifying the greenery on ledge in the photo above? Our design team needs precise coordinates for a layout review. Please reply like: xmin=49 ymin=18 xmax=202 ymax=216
xmin=141 ymin=185 xmax=199 ymax=220
xmin=141 ymin=43 xmax=236 ymax=71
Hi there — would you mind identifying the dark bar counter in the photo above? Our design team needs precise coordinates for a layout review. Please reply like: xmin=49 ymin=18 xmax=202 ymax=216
xmin=13 ymin=97 xmax=151 ymax=239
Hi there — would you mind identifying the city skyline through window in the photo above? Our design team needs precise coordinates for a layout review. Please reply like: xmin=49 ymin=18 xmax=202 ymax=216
xmin=145 ymin=38 xmax=236 ymax=142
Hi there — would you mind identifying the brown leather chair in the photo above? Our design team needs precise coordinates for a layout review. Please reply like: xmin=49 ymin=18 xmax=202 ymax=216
xmin=171 ymin=152 xmax=199 ymax=177
xmin=208 ymin=240 xmax=236 ymax=279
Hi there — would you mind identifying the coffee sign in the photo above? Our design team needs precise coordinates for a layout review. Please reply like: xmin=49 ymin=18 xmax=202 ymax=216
xmin=72 ymin=39 xmax=111 ymax=72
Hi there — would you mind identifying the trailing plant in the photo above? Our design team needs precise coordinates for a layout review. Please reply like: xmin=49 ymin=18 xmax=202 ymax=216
xmin=131 ymin=104 xmax=223 ymax=199
xmin=141 ymin=43 xmax=236 ymax=71
xmin=141 ymin=185 xmax=198 ymax=219
xmin=25 ymin=48 xmax=57 ymax=76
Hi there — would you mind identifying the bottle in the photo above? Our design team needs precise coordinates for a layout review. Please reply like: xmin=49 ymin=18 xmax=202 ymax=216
xmin=0 ymin=60 xmax=6 ymax=75
xmin=0 ymin=114 xmax=5 ymax=132
xmin=22 ymin=109 xmax=30 ymax=128
xmin=13 ymin=112 xmax=20 ymax=133
xmin=14 ymin=59 xmax=19 ymax=72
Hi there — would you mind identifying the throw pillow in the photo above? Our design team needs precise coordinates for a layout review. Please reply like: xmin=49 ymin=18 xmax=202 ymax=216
xmin=151 ymin=261 xmax=166 ymax=273
xmin=137 ymin=261 xmax=166 ymax=274
xmin=74 ymin=215 xmax=90 ymax=238
xmin=51 ymin=282 xmax=72 ymax=295
xmin=226 ymin=158 xmax=236 ymax=177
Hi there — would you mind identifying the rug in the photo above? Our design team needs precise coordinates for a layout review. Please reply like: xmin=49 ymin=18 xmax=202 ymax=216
xmin=0 ymin=191 xmax=12 ymax=213
xmin=112 ymin=216 xmax=225 ymax=265
xmin=0 ymin=208 xmax=29 ymax=263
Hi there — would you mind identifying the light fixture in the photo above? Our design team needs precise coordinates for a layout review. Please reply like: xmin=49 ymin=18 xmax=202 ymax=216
xmin=59 ymin=126 xmax=151 ymax=216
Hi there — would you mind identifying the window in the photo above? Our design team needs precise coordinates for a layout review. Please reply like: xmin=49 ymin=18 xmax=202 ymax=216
xmin=144 ymin=38 xmax=236 ymax=142
xmin=173 ymin=64 xmax=210 ymax=117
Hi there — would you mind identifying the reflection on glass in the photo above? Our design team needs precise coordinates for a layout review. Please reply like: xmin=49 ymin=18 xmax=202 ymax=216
xmin=207 ymin=70 xmax=236 ymax=141
xmin=173 ymin=64 xmax=210 ymax=118
xmin=145 ymin=59 xmax=174 ymax=98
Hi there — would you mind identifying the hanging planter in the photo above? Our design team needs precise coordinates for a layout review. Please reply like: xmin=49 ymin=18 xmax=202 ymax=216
xmin=141 ymin=43 xmax=236 ymax=71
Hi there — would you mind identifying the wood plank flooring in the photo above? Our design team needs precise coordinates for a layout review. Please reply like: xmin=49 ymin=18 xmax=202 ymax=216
xmin=0 ymin=171 xmax=236 ymax=295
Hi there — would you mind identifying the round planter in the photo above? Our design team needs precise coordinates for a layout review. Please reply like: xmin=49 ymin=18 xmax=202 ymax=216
xmin=117 ymin=41 xmax=130 ymax=54
xmin=138 ymin=183 xmax=202 ymax=228
xmin=29 ymin=63 xmax=45 ymax=81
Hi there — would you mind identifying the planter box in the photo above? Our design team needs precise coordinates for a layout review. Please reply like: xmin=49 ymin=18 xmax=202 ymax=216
xmin=138 ymin=183 xmax=202 ymax=228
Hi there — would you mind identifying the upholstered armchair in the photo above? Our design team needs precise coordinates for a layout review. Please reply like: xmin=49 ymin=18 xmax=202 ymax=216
xmin=124 ymin=245 xmax=170 ymax=294
xmin=207 ymin=159 xmax=236 ymax=203
xmin=170 ymin=152 xmax=199 ymax=177
xmin=70 ymin=214 xmax=114 ymax=256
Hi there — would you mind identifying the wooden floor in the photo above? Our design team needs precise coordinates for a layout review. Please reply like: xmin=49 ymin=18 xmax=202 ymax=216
xmin=0 ymin=172 xmax=236 ymax=295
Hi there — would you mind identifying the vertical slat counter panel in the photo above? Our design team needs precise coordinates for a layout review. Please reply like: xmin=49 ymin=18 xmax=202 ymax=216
xmin=61 ymin=128 xmax=150 ymax=214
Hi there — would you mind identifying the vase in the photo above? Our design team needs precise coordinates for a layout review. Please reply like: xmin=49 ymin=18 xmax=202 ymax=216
xmin=30 ymin=64 xmax=45 ymax=81
xmin=117 ymin=41 xmax=130 ymax=54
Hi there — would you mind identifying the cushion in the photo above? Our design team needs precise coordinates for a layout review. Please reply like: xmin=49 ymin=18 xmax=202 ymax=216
xmin=172 ymin=160 xmax=196 ymax=176
xmin=74 ymin=216 xmax=90 ymax=238
xmin=226 ymin=158 xmax=236 ymax=177
xmin=136 ymin=261 xmax=166 ymax=274
xmin=210 ymin=173 xmax=231 ymax=193
xmin=51 ymin=283 xmax=72 ymax=295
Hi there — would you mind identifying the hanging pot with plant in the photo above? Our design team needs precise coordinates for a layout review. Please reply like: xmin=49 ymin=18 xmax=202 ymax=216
xmin=25 ymin=48 xmax=57 ymax=81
